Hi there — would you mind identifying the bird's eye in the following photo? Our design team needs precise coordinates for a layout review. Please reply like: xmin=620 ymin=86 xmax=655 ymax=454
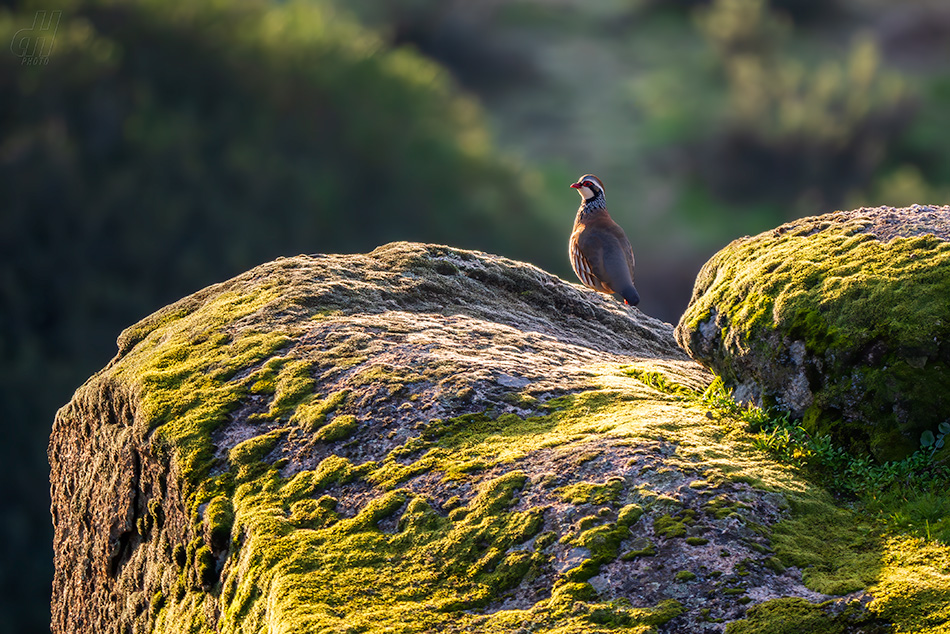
xmin=583 ymin=181 xmax=593 ymax=187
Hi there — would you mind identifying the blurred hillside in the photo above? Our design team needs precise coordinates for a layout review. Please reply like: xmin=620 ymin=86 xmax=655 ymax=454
xmin=4 ymin=0 xmax=950 ymax=630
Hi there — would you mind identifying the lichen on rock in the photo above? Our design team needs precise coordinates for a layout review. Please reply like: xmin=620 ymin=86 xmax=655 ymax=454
xmin=49 ymin=241 xmax=950 ymax=633
xmin=675 ymin=205 xmax=950 ymax=460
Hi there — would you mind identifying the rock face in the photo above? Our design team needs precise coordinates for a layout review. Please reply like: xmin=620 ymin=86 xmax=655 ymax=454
xmin=675 ymin=205 xmax=950 ymax=460
xmin=52 ymin=242 xmax=928 ymax=633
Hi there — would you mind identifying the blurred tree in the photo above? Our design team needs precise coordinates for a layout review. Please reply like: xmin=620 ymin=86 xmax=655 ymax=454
xmin=664 ymin=0 xmax=913 ymax=209
xmin=336 ymin=0 xmax=536 ymax=94
xmin=640 ymin=0 xmax=842 ymax=25
xmin=0 ymin=0 xmax=559 ymax=630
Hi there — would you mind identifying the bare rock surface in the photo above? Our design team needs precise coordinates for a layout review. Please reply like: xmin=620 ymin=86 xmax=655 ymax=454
xmin=51 ymin=242 xmax=889 ymax=633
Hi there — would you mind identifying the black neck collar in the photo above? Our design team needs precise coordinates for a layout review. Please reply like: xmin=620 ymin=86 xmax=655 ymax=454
xmin=578 ymin=194 xmax=607 ymax=216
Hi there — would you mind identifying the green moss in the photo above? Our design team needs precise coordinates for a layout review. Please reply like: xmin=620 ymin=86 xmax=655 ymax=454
xmin=686 ymin=537 xmax=709 ymax=546
xmin=150 ymin=590 xmax=165 ymax=615
xmin=280 ymin=455 xmax=358 ymax=503
xmin=770 ymin=494 xmax=881 ymax=595
xmin=501 ymin=391 xmax=539 ymax=408
xmin=654 ymin=510 xmax=697 ymax=539
xmin=266 ymin=359 xmax=316 ymax=419
xmin=621 ymin=537 xmax=657 ymax=560
xmin=352 ymin=363 xmax=422 ymax=396
xmin=194 ymin=545 xmax=217 ymax=589
xmin=369 ymin=409 xmax=563 ymax=488
xmin=290 ymin=389 xmax=349 ymax=431
xmin=116 ymin=288 xmax=292 ymax=493
xmin=534 ymin=531 xmax=556 ymax=550
xmin=623 ymin=367 xmax=697 ymax=399
xmin=287 ymin=496 xmax=339 ymax=530
xmin=561 ymin=504 xmax=648 ymax=583
xmin=735 ymin=558 xmax=754 ymax=577
xmin=159 ymin=372 xmax=703 ymax=632
xmin=868 ymin=536 xmax=950 ymax=631
xmin=675 ymin=570 xmax=696 ymax=582
xmin=204 ymin=496 xmax=235 ymax=551
xmin=704 ymin=495 xmax=749 ymax=520
xmin=632 ymin=487 xmax=683 ymax=514
xmin=725 ymin=598 xmax=854 ymax=634
xmin=215 ymin=471 xmax=551 ymax=630
xmin=564 ymin=525 xmax=627 ymax=582
xmin=228 ymin=430 xmax=285 ymax=467
xmin=764 ymin=556 xmax=785 ymax=573
xmin=397 ymin=496 xmax=448 ymax=534
xmin=548 ymin=581 xmax=597 ymax=611
xmin=557 ymin=477 xmax=624 ymax=505
xmin=618 ymin=504 xmax=644 ymax=527
xmin=314 ymin=414 xmax=358 ymax=442
xmin=644 ymin=599 xmax=687 ymax=626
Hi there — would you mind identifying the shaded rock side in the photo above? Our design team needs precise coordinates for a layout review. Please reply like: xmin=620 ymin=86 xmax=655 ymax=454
xmin=52 ymin=242 xmax=909 ymax=634
xmin=675 ymin=205 xmax=950 ymax=460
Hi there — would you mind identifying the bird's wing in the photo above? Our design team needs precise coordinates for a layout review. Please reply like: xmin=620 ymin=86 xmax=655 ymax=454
xmin=576 ymin=230 xmax=617 ymax=292
xmin=601 ymin=220 xmax=635 ymax=272
xmin=577 ymin=219 xmax=637 ymax=299
xmin=571 ymin=242 xmax=608 ymax=292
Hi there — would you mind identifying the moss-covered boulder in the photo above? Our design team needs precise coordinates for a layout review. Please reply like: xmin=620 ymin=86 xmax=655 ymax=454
xmin=50 ymin=242 xmax=950 ymax=633
xmin=675 ymin=205 xmax=950 ymax=461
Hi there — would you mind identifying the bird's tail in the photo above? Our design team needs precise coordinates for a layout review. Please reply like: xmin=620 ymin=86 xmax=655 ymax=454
xmin=620 ymin=285 xmax=640 ymax=307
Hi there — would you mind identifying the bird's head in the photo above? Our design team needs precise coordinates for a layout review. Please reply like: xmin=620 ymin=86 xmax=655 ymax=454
xmin=570 ymin=174 xmax=605 ymax=202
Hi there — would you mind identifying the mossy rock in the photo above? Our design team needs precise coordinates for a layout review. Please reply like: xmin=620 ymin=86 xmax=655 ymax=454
xmin=675 ymin=205 xmax=950 ymax=460
xmin=725 ymin=597 xmax=888 ymax=634
xmin=49 ymin=242 xmax=950 ymax=633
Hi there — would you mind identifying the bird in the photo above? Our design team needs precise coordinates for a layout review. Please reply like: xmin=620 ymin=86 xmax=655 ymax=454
xmin=568 ymin=174 xmax=640 ymax=306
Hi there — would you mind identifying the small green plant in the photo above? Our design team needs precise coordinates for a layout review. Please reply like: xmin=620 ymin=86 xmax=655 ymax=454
xmin=921 ymin=422 xmax=950 ymax=453
xmin=624 ymin=367 xmax=697 ymax=399
xmin=702 ymin=377 xmax=950 ymax=543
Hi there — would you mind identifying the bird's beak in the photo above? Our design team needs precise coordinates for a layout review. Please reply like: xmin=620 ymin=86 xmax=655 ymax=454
xmin=570 ymin=183 xmax=581 ymax=189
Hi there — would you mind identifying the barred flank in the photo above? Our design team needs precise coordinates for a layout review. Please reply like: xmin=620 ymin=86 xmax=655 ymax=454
xmin=570 ymin=239 xmax=608 ymax=293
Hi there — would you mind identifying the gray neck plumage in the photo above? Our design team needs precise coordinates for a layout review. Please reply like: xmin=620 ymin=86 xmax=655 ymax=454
xmin=577 ymin=193 xmax=607 ymax=218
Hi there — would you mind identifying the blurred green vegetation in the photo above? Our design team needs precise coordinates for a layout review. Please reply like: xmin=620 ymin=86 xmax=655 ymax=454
xmin=688 ymin=0 xmax=910 ymax=206
xmin=1 ymin=0 xmax=558 ymax=630
xmin=4 ymin=0 xmax=950 ymax=630
xmin=449 ymin=0 xmax=950 ymax=308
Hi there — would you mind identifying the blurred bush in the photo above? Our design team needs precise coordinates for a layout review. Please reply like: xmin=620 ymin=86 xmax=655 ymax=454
xmin=0 ymin=0 xmax=558 ymax=630
xmin=637 ymin=0 xmax=912 ymax=210
xmin=640 ymin=0 xmax=842 ymax=25
xmin=694 ymin=0 xmax=911 ymax=207
xmin=850 ymin=164 xmax=950 ymax=208
xmin=334 ymin=0 xmax=536 ymax=93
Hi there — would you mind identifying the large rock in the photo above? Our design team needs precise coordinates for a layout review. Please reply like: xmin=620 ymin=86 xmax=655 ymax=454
xmin=675 ymin=205 xmax=950 ymax=460
xmin=50 ymin=242 xmax=942 ymax=633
